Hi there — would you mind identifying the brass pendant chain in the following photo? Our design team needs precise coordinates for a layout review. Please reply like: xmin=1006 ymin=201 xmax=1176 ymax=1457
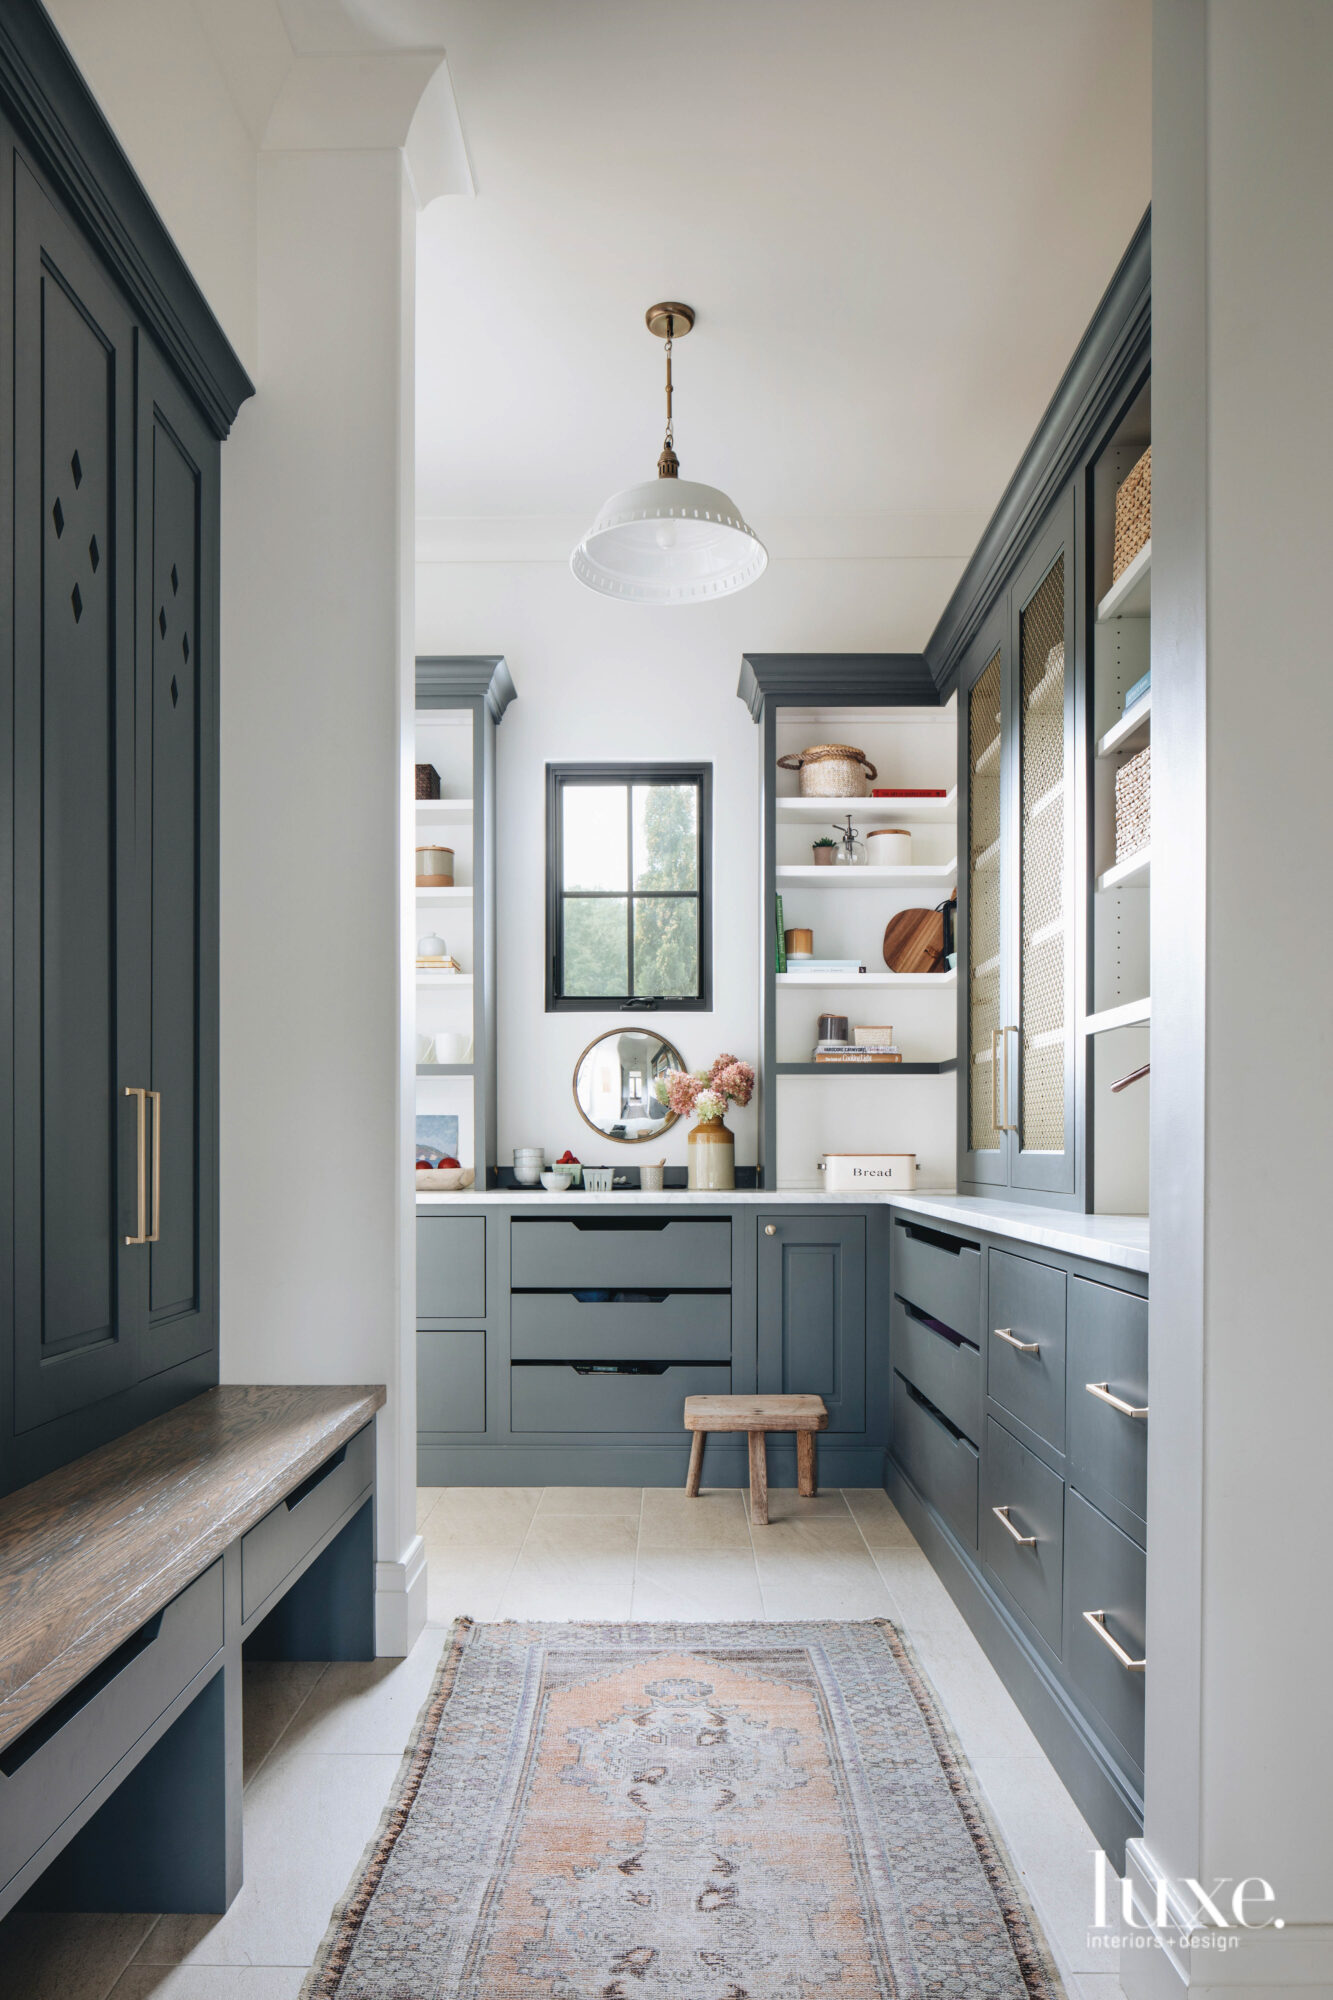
xmin=657 ymin=315 xmax=680 ymax=478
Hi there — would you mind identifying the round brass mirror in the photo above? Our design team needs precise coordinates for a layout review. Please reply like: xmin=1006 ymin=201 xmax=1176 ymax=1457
xmin=572 ymin=1029 xmax=686 ymax=1145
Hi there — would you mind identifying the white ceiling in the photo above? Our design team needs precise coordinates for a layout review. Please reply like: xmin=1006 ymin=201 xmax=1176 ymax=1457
xmin=410 ymin=0 xmax=1151 ymax=559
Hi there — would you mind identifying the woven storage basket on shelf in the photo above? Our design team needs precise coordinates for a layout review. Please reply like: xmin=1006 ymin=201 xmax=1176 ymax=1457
xmin=415 ymin=762 xmax=441 ymax=799
xmin=1112 ymin=446 xmax=1152 ymax=580
xmin=1115 ymin=745 xmax=1151 ymax=862
xmin=776 ymin=743 xmax=878 ymax=797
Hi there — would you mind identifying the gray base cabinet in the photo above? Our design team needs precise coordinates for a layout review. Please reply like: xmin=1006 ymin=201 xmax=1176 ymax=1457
xmin=416 ymin=1202 xmax=888 ymax=1486
xmin=885 ymin=1206 xmax=1148 ymax=1861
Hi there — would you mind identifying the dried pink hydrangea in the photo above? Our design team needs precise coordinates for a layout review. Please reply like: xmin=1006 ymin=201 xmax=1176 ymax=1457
xmin=709 ymin=1055 xmax=756 ymax=1107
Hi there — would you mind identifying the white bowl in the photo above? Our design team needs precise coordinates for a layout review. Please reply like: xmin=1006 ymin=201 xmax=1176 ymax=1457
xmin=416 ymin=1166 xmax=475 ymax=1192
xmin=540 ymin=1172 xmax=573 ymax=1192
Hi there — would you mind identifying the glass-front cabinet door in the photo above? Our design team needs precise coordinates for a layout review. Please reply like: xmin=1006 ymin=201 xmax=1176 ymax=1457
xmin=960 ymin=601 xmax=1010 ymax=1187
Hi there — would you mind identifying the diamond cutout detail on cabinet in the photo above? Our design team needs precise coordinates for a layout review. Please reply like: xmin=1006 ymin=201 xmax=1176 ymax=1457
xmin=182 ymin=631 xmax=190 ymax=663
xmin=89 ymin=534 xmax=100 ymax=572
xmin=171 ymin=563 xmax=179 ymax=595
xmin=71 ymin=583 xmax=83 ymax=623
xmin=159 ymin=606 xmax=167 ymax=638
xmin=52 ymin=497 xmax=64 ymax=538
xmin=70 ymin=450 xmax=82 ymax=488
xmin=170 ymin=675 xmax=179 ymax=709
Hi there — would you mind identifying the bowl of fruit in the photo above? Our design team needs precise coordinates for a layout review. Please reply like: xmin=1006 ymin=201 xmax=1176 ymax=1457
xmin=552 ymin=1150 xmax=582 ymax=1187
xmin=415 ymin=1155 xmax=475 ymax=1192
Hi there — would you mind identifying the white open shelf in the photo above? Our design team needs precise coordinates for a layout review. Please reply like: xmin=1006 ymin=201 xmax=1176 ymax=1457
xmin=1097 ymin=539 xmax=1151 ymax=621
xmin=777 ymin=970 xmax=956 ymax=990
xmin=1097 ymin=847 xmax=1151 ymax=893
xmin=416 ymin=970 xmax=474 ymax=987
xmin=416 ymin=885 xmax=473 ymax=904
xmin=775 ymin=789 xmax=957 ymax=823
xmin=1098 ymin=691 xmax=1151 ymax=758
xmin=1086 ymin=996 xmax=1151 ymax=1035
xmin=415 ymin=797 xmax=474 ymax=820
xmin=776 ymin=859 xmax=957 ymax=889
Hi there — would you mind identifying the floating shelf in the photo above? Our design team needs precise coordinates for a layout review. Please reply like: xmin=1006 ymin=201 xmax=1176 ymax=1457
xmin=416 ymin=1062 xmax=474 ymax=1076
xmin=776 ymin=789 xmax=957 ymax=823
xmin=1097 ymin=540 xmax=1151 ymax=621
xmin=415 ymin=797 xmax=474 ymax=820
xmin=416 ymin=885 xmax=473 ymax=904
xmin=777 ymin=1058 xmax=958 ymax=1076
xmin=776 ymin=859 xmax=957 ymax=888
xmin=1098 ymin=692 xmax=1151 ymax=758
xmin=1097 ymin=847 xmax=1151 ymax=893
xmin=1085 ymin=997 xmax=1151 ymax=1036
xmin=416 ymin=970 xmax=474 ymax=987
xmin=777 ymin=970 xmax=956 ymax=990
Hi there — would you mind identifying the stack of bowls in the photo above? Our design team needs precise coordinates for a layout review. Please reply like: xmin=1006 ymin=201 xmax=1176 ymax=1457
xmin=513 ymin=1146 xmax=544 ymax=1187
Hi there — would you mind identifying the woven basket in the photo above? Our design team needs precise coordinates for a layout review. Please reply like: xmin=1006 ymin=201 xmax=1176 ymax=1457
xmin=1115 ymin=745 xmax=1151 ymax=862
xmin=1112 ymin=447 xmax=1152 ymax=580
xmin=777 ymin=743 xmax=878 ymax=797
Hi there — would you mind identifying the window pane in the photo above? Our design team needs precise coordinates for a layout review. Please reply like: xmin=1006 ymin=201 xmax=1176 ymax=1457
xmin=563 ymin=785 xmax=627 ymax=891
xmin=632 ymin=784 xmax=698 ymax=890
xmin=563 ymin=896 xmax=628 ymax=995
xmin=633 ymin=896 xmax=699 ymax=997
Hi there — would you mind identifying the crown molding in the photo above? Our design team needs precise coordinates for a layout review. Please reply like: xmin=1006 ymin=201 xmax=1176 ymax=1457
xmin=737 ymin=654 xmax=940 ymax=722
xmin=415 ymin=655 xmax=517 ymax=723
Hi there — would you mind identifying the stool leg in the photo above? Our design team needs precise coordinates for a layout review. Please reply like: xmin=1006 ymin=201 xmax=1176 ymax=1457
xmin=748 ymin=1430 xmax=769 ymax=1526
xmin=685 ymin=1429 xmax=705 ymax=1498
xmin=797 ymin=1430 xmax=817 ymax=1499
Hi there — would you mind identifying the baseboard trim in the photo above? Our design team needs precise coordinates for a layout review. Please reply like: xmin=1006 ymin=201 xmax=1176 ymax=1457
xmin=374 ymin=1532 xmax=426 ymax=1657
xmin=1120 ymin=1841 xmax=1333 ymax=1997
xmin=416 ymin=1440 xmax=888 ymax=1487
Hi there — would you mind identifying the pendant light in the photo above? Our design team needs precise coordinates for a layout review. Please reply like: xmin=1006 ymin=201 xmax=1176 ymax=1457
xmin=571 ymin=303 xmax=768 ymax=604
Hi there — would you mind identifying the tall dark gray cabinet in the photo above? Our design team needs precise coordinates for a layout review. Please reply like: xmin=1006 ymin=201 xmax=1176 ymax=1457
xmin=1 ymin=2 xmax=251 ymax=1494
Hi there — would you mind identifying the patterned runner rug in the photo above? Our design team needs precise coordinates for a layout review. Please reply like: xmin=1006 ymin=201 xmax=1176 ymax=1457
xmin=304 ymin=1618 xmax=1065 ymax=1998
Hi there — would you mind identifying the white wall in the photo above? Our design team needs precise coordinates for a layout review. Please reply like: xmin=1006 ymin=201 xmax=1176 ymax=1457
xmin=416 ymin=547 xmax=966 ymax=1176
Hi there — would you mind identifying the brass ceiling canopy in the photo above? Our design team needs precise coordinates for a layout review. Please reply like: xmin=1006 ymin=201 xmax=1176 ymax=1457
xmin=645 ymin=302 xmax=695 ymax=340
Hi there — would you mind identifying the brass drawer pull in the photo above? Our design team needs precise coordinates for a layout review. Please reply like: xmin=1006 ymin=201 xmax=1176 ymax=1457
xmin=1085 ymin=1380 xmax=1147 ymax=1418
xmin=148 ymin=1089 xmax=162 ymax=1244
xmin=124 ymin=1087 xmax=148 ymax=1245
xmin=991 ymin=1504 xmax=1036 ymax=1547
xmin=1083 ymin=1608 xmax=1146 ymax=1672
xmin=765 ymin=1224 xmax=777 ymax=1235
xmin=994 ymin=1326 xmax=1040 ymax=1354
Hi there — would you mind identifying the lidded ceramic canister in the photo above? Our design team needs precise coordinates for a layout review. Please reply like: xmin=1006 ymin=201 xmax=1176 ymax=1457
xmin=866 ymin=828 xmax=912 ymax=866
xmin=415 ymin=845 xmax=454 ymax=887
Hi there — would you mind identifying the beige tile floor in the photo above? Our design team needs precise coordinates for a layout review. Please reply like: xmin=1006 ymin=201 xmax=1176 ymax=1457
xmin=0 ymin=1485 xmax=1124 ymax=2000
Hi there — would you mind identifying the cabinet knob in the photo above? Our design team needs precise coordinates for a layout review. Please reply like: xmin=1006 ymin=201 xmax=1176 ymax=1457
xmin=764 ymin=1224 xmax=777 ymax=1236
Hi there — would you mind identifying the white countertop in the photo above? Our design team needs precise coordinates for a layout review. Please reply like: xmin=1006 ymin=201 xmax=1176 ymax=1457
xmin=416 ymin=1186 xmax=1148 ymax=1272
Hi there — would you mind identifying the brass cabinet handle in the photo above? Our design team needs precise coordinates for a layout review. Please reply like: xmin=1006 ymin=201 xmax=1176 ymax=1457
xmin=990 ymin=1027 xmax=1001 ymax=1134
xmin=991 ymin=1504 xmax=1036 ymax=1547
xmin=1000 ymin=1023 xmax=1017 ymax=1132
xmin=765 ymin=1224 xmax=777 ymax=1236
xmin=1085 ymin=1380 xmax=1147 ymax=1419
xmin=1083 ymin=1608 xmax=1146 ymax=1672
xmin=994 ymin=1325 xmax=1040 ymax=1354
xmin=148 ymin=1090 xmax=162 ymax=1244
xmin=124 ymin=1087 xmax=148 ymax=1245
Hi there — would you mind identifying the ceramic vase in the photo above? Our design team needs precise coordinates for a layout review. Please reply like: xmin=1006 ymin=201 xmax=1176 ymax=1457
xmin=688 ymin=1115 xmax=735 ymax=1190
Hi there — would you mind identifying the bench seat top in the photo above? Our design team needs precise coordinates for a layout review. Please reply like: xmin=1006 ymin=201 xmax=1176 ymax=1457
xmin=0 ymin=1384 xmax=384 ymax=1754
xmin=683 ymin=1393 xmax=828 ymax=1432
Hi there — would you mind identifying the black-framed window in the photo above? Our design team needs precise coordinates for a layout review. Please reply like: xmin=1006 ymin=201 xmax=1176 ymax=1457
xmin=546 ymin=764 xmax=712 ymax=1011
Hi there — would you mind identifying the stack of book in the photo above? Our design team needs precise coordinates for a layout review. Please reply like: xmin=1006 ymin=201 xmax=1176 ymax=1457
xmin=784 ymin=959 xmax=867 ymax=977
xmin=1123 ymin=667 xmax=1151 ymax=710
xmin=416 ymin=954 xmax=464 ymax=973
xmin=812 ymin=1040 xmax=902 ymax=1064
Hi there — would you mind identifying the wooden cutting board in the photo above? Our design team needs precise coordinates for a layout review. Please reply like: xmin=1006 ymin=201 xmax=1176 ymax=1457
xmin=882 ymin=907 xmax=946 ymax=974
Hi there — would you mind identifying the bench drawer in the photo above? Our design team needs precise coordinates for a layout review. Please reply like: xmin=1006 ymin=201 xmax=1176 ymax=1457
xmin=1064 ymin=1490 xmax=1146 ymax=1777
xmin=988 ymin=1249 xmax=1067 ymax=1452
xmin=511 ymin=1362 xmax=729 ymax=1434
xmin=893 ymin=1217 xmax=981 ymax=1339
xmin=1067 ymin=1277 xmax=1148 ymax=1544
xmin=0 ymin=1562 xmax=223 ymax=1899
xmin=511 ymin=1292 xmax=731 ymax=1363
xmin=510 ymin=1219 xmax=731 ymax=1291
xmin=418 ymin=1215 xmax=486 ymax=1320
xmin=891 ymin=1295 xmax=982 ymax=1444
xmin=241 ymin=1423 xmax=375 ymax=1623
xmin=981 ymin=1417 xmax=1065 ymax=1652
xmin=418 ymin=1330 xmax=486 ymax=1433
xmin=890 ymin=1370 xmax=979 ymax=1550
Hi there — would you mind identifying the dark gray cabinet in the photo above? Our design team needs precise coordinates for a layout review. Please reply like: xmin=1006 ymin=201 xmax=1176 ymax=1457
xmin=758 ymin=1213 xmax=866 ymax=1434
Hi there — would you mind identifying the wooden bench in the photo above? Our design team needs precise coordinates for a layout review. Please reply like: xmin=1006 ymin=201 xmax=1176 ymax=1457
xmin=0 ymin=1383 xmax=383 ymax=1921
xmin=683 ymin=1393 xmax=829 ymax=1526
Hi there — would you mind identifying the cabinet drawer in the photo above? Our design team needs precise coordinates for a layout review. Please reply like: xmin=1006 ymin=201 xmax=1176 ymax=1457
xmin=1064 ymin=1491 xmax=1146 ymax=1777
xmin=510 ymin=1219 xmax=731 ymax=1291
xmin=511 ymin=1292 xmax=730 ymax=1363
xmin=418 ymin=1329 xmax=486 ymax=1433
xmin=893 ymin=1217 xmax=981 ymax=1338
xmin=891 ymin=1296 xmax=981 ymax=1444
xmin=418 ymin=1215 xmax=486 ymax=1320
xmin=1067 ymin=1278 xmax=1147 ymax=1544
xmin=0 ymin=1562 xmax=223 ymax=1898
xmin=511 ymin=1362 xmax=729 ymax=1434
xmin=890 ymin=1371 xmax=979 ymax=1549
xmin=988 ymin=1249 xmax=1067 ymax=1451
xmin=981 ymin=1417 xmax=1065 ymax=1652
xmin=241 ymin=1423 xmax=375 ymax=1623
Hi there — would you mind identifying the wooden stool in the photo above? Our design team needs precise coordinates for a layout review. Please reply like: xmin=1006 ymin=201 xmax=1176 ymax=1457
xmin=683 ymin=1394 xmax=829 ymax=1527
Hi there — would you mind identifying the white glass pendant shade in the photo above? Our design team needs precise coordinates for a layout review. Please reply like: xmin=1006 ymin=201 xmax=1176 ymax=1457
xmin=571 ymin=476 xmax=767 ymax=604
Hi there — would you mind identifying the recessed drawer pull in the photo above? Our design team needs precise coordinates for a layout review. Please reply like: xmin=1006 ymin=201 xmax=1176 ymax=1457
xmin=1085 ymin=1381 xmax=1148 ymax=1419
xmin=1083 ymin=1608 xmax=1146 ymax=1672
xmin=993 ymin=1326 xmax=1040 ymax=1354
xmin=991 ymin=1503 xmax=1036 ymax=1547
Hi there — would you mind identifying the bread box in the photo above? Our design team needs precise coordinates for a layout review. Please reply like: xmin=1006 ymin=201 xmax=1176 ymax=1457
xmin=817 ymin=1152 xmax=916 ymax=1191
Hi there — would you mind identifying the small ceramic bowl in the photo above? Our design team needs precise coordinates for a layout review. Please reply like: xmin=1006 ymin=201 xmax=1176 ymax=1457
xmin=540 ymin=1171 xmax=573 ymax=1192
